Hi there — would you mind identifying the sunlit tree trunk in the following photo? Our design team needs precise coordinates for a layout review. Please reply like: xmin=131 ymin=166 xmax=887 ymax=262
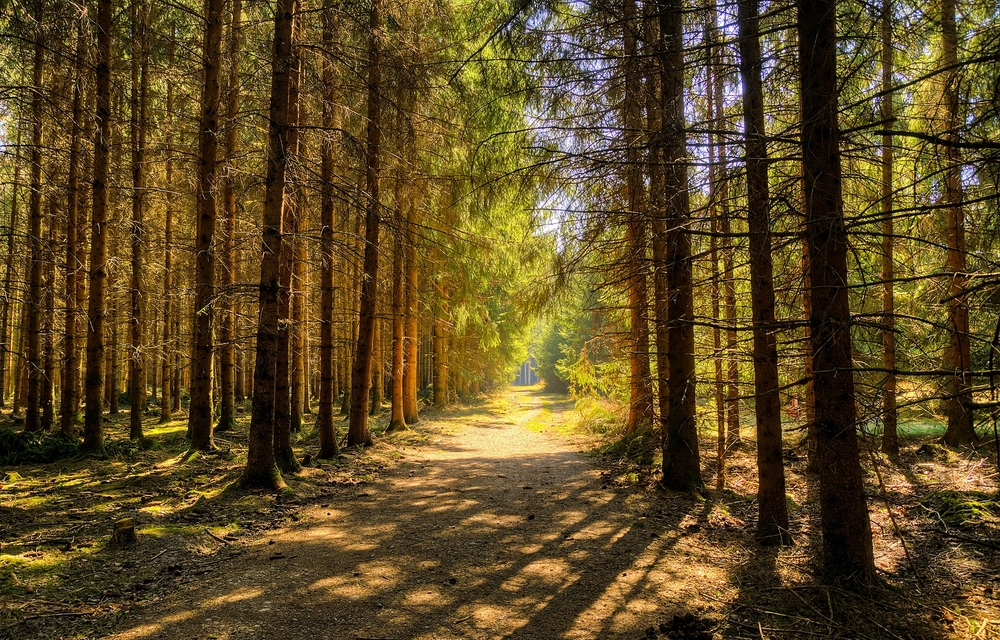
xmin=880 ymin=0 xmax=899 ymax=455
xmin=129 ymin=0 xmax=150 ymax=440
xmin=659 ymin=0 xmax=701 ymax=490
xmin=623 ymin=0 xmax=654 ymax=435
xmin=798 ymin=0 xmax=875 ymax=584
xmin=241 ymin=0 xmax=294 ymax=491
xmin=387 ymin=177 xmax=406 ymax=433
xmin=402 ymin=137 xmax=420 ymax=424
xmin=706 ymin=12 xmax=725 ymax=490
xmin=189 ymin=0 xmax=226 ymax=451
xmin=347 ymin=0 xmax=382 ymax=447
xmin=160 ymin=35 xmax=176 ymax=424
xmin=1 ymin=126 xmax=22 ymax=410
xmin=25 ymin=0 xmax=45 ymax=433
xmin=738 ymin=0 xmax=789 ymax=545
xmin=318 ymin=0 xmax=341 ymax=458
xmin=940 ymin=0 xmax=975 ymax=446
xmin=61 ymin=16 xmax=86 ymax=434
xmin=83 ymin=0 xmax=114 ymax=454
xmin=217 ymin=0 xmax=242 ymax=433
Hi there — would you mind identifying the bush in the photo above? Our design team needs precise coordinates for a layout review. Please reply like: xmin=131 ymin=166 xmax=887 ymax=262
xmin=0 ymin=429 xmax=81 ymax=466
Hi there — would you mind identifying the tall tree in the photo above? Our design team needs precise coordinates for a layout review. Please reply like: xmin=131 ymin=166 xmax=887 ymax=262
xmin=217 ymin=0 xmax=242 ymax=433
xmin=24 ymin=0 xmax=45 ymax=433
xmin=241 ymin=0 xmax=294 ymax=491
xmin=738 ymin=0 xmax=789 ymax=544
xmin=160 ymin=31 xmax=176 ymax=424
xmin=129 ymin=0 xmax=150 ymax=440
xmin=940 ymin=0 xmax=975 ymax=446
xmin=347 ymin=0 xmax=383 ymax=447
xmin=799 ymin=0 xmax=876 ymax=584
xmin=880 ymin=0 xmax=899 ymax=455
xmin=659 ymin=0 xmax=701 ymax=491
xmin=83 ymin=0 xmax=114 ymax=454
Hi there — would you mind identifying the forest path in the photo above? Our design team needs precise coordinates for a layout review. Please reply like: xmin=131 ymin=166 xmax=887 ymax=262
xmin=109 ymin=388 xmax=706 ymax=640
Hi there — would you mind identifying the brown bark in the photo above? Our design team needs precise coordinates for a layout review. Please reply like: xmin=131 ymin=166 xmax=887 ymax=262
xmin=60 ymin=16 xmax=86 ymax=434
xmin=940 ymin=0 xmax=975 ymax=446
xmin=798 ymin=0 xmax=876 ymax=584
xmin=83 ymin=0 xmax=113 ymax=454
xmin=188 ymin=0 xmax=226 ymax=451
xmin=433 ymin=296 xmax=447 ymax=409
xmin=318 ymin=0 xmax=340 ymax=459
xmin=1 ymin=126 xmax=22 ymax=410
xmin=25 ymin=0 xmax=44 ymax=433
xmin=129 ymin=0 xmax=150 ymax=440
xmin=738 ymin=0 xmax=790 ymax=545
xmin=402 ymin=145 xmax=420 ymax=424
xmin=217 ymin=0 xmax=243 ymax=433
xmin=387 ymin=178 xmax=406 ymax=433
xmin=241 ymin=0 xmax=295 ymax=491
xmin=623 ymin=0 xmax=654 ymax=435
xmin=659 ymin=0 xmax=701 ymax=491
xmin=347 ymin=0 xmax=382 ymax=447
xmin=706 ymin=14 xmax=724 ymax=491
xmin=880 ymin=0 xmax=898 ymax=455
xmin=160 ymin=37 xmax=175 ymax=424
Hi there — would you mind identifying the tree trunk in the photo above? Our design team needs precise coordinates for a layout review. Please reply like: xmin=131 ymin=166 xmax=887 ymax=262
xmin=61 ymin=16 xmax=86 ymax=434
xmin=706 ymin=10 xmax=725 ymax=490
xmin=433 ymin=297 xmax=447 ymax=408
xmin=160 ymin=37 xmax=175 ymax=424
xmin=241 ymin=0 xmax=295 ymax=491
xmin=347 ymin=0 xmax=382 ymax=447
xmin=1 ymin=126 xmax=22 ymax=410
xmin=623 ymin=0 xmax=654 ymax=435
xmin=880 ymin=0 xmax=898 ymax=455
xmin=659 ymin=0 xmax=701 ymax=491
xmin=402 ymin=141 xmax=420 ymax=424
xmin=798 ymin=0 xmax=876 ymax=585
xmin=387 ymin=177 xmax=406 ymax=433
xmin=83 ymin=0 xmax=114 ymax=454
xmin=189 ymin=0 xmax=226 ymax=451
xmin=940 ymin=0 xmax=975 ymax=447
xmin=25 ymin=0 xmax=44 ymax=433
xmin=738 ymin=0 xmax=790 ymax=545
xmin=129 ymin=0 xmax=150 ymax=440
xmin=318 ymin=0 xmax=340 ymax=459
xmin=217 ymin=0 xmax=243 ymax=433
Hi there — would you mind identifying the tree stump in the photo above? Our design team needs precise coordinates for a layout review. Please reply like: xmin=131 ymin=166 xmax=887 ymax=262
xmin=112 ymin=518 xmax=136 ymax=546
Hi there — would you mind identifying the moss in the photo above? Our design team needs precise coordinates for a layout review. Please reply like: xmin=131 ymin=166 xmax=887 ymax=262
xmin=921 ymin=490 xmax=1000 ymax=526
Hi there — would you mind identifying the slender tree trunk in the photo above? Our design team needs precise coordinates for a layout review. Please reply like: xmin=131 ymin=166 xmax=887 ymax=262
xmin=1 ymin=126 xmax=22 ymax=410
xmin=83 ymin=0 xmax=113 ymax=454
xmin=940 ymin=0 xmax=975 ymax=446
xmin=160 ymin=37 xmax=175 ymax=424
xmin=61 ymin=17 xmax=86 ymax=434
xmin=129 ymin=0 xmax=150 ymax=440
xmin=738 ymin=0 xmax=790 ymax=545
xmin=402 ymin=142 xmax=420 ymax=424
xmin=241 ymin=0 xmax=295 ymax=491
xmin=41 ymin=197 xmax=56 ymax=430
xmin=347 ymin=0 xmax=382 ymax=447
xmin=370 ymin=317 xmax=382 ymax=415
xmin=188 ymin=0 xmax=226 ymax=451
xmin=798 ymin=0 xmax=876 ymax=585
xmin=433 ymin=296 xmax=447 ymax=408
xmin=706 ymin=14 xmax=725 ymax=491
xmin=880 ymin=0 xmax=898 ymax=455
xmin=217 ymin=0 xmax=242 ymax=433
xmin=25 ymin=0 xmax=45 ymax=433
xmin=317 ymin=0 xmax=340 ymax=458
xmin=387 ymin=177 xmax=406 ymax=433
xmin=659 ymin=0 xmax=701 ymax=491
xmin=273 ymin=4 xmax=302 ymax=472
xmin=623 ymin=0 xmax=654 ymax=435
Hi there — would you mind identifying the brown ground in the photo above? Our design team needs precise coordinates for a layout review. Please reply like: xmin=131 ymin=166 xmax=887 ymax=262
xmin=2 ymin=387 xmax=999 ymax=639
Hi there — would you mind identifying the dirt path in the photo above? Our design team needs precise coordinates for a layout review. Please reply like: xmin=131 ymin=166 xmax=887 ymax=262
xmin=106 ymin=389 xmax=711 ymax=640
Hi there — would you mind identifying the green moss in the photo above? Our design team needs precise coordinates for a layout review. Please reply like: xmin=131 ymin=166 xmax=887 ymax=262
xmin=921 ymin=490 xmax=1000 ymax=526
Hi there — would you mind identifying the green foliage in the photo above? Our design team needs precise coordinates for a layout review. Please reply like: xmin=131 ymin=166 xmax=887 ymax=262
xmin=0 ymin=429 xmax=80 ymax=465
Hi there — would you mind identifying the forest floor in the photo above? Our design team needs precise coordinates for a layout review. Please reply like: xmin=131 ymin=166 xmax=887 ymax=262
xmin=1 ymin=387 xmax=999 ymax=639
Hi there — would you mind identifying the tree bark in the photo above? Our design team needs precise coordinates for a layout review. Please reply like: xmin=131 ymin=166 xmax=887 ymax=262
xmin=241 ymin=0 xmax=295 ymax=491
xmin=738 ymin=0 xmax=790 ymax=545
xmin=940 ymin=0 xmax=975 ymax=446
xmin=798 ymin=0 xmax=876 ymax=585
xmin=25 ymin=0 xmax=44 ymax=433
xmin=402 ymin=139 xmax=420 ymax=424
xmin=318 ymin=0 xmax=341 ymax=459
xmin=189 ymin=0 xmax=226 ymax=451
xmin=659 ymin=0 xmax=701 ymax=491
xmin=347 ymin=0 xmax=382 ymax=447
xmin=83 ymin=0 xmax=113 ymax=454
xmin=1 ymin=126 xmax=22 ymax=410
xmin=387 ymin=177 xmax=406 ymax=433
xmin=129 ymin=0 xmax=150 ymax=440
xmin=880 ymin=0 xmax=898 ymax=455
xmin=160 ymin=35 xmax=176 ymax=424
xmin=217 ymin=0 xmax=243 ymax=433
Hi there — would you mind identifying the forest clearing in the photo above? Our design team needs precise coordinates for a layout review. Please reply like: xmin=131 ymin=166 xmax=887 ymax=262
xmin=2 ymin=0 xmax=1000 ymax=637
xmin=0 ymin=387 xmax=996 ymax=639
